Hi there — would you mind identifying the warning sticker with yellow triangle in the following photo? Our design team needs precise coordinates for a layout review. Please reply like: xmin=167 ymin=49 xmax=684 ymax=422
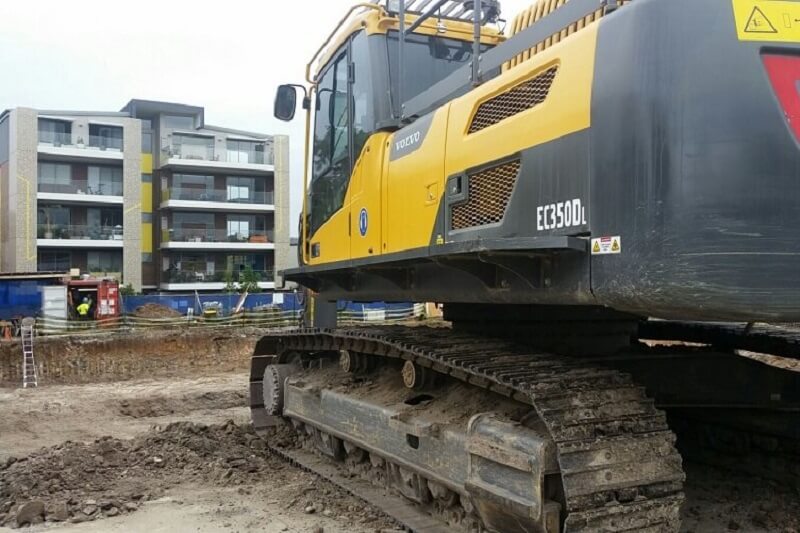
xmin=733 ymin=0 xmax=800 ymax=43
xmin=744 ymin=6 xmax=777 ymax=33
xmin=591 ymin=236 xmax=621 ymax=255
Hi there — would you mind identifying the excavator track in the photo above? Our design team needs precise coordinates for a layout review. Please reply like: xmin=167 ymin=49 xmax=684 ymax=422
xmin=250 ymin=326 xmax=685 ymax=532
xmin=639 ymin=320 xmax=800 ymax=359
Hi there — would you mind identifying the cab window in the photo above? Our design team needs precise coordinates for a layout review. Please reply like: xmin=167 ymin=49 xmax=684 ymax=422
xmin=310 ymin=50 xmax=350 ymax=236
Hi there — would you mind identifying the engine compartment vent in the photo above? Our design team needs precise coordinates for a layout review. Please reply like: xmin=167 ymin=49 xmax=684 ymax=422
xmin=451 ymin=159 xmax=521 ymax=231
xmin=503 ymin=0 xmax=631 ymax=71
xmin=468 ymin=67 xmax=558 ymax=134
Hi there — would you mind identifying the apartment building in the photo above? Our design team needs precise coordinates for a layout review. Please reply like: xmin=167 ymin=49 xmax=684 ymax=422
xmin=0 ymin=100 xmax=290 ymax=293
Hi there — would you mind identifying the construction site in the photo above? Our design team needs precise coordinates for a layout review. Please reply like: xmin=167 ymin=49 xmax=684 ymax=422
xmin=4 ymin=0 xmax=800 ymax=531
xmin=0 ymin=322 xmax=798 ymax=532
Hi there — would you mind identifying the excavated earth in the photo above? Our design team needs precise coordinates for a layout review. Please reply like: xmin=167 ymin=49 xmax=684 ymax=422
xmin=0 ymin=329 xmax=798 ymax=532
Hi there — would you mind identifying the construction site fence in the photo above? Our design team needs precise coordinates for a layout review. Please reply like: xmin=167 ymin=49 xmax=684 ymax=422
xmin=33 ymin=304 xmax=427 ymax=338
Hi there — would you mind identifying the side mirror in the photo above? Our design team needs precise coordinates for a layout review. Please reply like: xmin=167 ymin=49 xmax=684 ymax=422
xmin=274 ymin=85 xmax=298 ymax=122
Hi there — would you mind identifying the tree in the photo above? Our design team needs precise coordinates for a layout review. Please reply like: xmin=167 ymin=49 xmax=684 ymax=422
xmin=223 ymin=270 xmax=236 ymax=294
xmin=239 ymin=265 xmax=262 ymax=293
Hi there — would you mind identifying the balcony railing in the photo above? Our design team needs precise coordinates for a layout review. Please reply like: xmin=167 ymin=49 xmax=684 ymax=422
xmin=38 ymin=224 xmax=123 ymax=240
xmin=38 ymin=131 xmax=72 ymax=145
xmin=226 ymin=150 xmax=268 ymax=165
xmin=38 ymin=180 xmax=123 ymax=196
xmin=163 ymin=143 xmax=274 ymax=165
xmin=163 ymin=144 xmax=216 ymax=161
xmin=38 ymin=131 xmax=124 ymax=151
xmin=161 ymin=268 xmax=274 ymax=284
xmin=88 ymin=135 xmax=123 ymax=151
xmin=166 ymin=188 xmax=274 ymax=204
xmin=163 ymin=228 xmax=274 ymax=244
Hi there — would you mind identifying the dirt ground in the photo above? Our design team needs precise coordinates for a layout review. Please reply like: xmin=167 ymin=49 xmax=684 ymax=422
xmin=1 ymin=370 xmax=799 ymax=532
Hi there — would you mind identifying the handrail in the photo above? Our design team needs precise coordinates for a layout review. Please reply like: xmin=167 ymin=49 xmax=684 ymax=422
xmin=305 ymin=2 xmax=384 ymax=84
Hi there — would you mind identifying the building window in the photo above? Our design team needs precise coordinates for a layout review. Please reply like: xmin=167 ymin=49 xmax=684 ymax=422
xmin=227 ymin=139 xmax=265 ymax=164
xmin=172 ymin=174 xmax=214 ymax=201
xmin=227 ymin=254 xmax=266 ymax=273
xmin=169 ymin=212 xmax=217 ymax=241
xmin=226 ymin=176 xmax=254 ymax=203
xmin=227 ymin=215 xmax=254 ymax=239
xmin=88 ymin=251 xmax=122 ymax=272
xmin=88 ymin=166 xmax=123 ymax=196
xmin=38 ymin=163 xmax=72 ymax=192
xmin=88 ymin=207 xmax=123 ymax=229
xmin=37 ymin=206 xmax=70 ymax=237
xmin=38 ymin=119 xmax=71 ymax=145
xmin=141 ymin=173 xmax=152 ymax=183
xmin=142 ymin=131 xmax=153 ymax=153
xmin=164 ymin=115 xmax=195 ymax=129
xmin=38 ymin=251 xmax=71 ymax=271
xmin=88 ymin=124 xmax=123 ymax=151
xmin=172 ymin=134 xmax=214 ymax=160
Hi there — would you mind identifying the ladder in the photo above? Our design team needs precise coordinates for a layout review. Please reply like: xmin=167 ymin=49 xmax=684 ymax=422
xmin=21 ymin=317 xmax=37 ymax=388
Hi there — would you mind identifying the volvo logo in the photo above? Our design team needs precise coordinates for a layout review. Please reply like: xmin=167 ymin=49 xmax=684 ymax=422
xmin=395 ymin=131 xmax=421 ymax=151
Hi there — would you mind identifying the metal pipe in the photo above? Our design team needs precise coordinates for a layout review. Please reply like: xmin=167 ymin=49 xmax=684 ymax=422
xmin=404 ymin=0 xmax=449 ymax=35
xmin=301 ymin=85 xmax=315 ymax=265
xmin=398 ymin=0 xmax=405 ymax=119
xmin=305 ymin=3 xmax=383 ymax=84
xmin=472 ymin=0 xmax=482 ymax=85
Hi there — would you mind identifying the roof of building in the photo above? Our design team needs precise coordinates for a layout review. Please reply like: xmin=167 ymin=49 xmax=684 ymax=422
xmin=121 ymin=99 xmax=205 ymax=126
xmin=203 ymin=124 xmax=272 ymax=141
xmin=0 ymin=108 xmax=130 ymax=121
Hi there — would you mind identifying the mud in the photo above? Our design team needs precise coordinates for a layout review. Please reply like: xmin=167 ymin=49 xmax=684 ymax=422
xmin=0 ymin=329 xmax=260 ymax=386
xmin=0 ymin=421 xmax=394 ymax=530
xmin=115 ymin=390 xmax=246 ymax=418
xmin=0 ymin=374 xmax=396 ymax=532
xmin=1 ymin=327 xmax=799 ymax=532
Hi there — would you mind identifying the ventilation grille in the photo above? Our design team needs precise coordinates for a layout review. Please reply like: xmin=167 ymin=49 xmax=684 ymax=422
xmin=468 ymin=67 xmax=558 ymax=134
xmin=451 ymin=160 xmax=521 ymax=231
xmin=503 ymin=0 xmax=632 ymax=72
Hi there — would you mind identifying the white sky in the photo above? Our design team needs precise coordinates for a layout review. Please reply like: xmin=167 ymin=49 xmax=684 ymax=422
xmin=0 ymin=0 xmax=529 ymax=236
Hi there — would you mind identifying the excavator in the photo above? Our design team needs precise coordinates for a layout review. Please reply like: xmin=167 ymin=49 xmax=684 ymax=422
xmin=251 ymin=0 xmax=800 ymax=531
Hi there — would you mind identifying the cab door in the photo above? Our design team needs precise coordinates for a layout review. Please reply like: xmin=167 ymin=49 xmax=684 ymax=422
xmin=348 ymin=31 xmax=383 ymax=261
xmin=306 ymin=48 xmax=352 ymax=265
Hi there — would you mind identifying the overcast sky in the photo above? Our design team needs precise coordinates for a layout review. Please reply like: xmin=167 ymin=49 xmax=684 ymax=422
xmin=0 ymin=0 xmax=528 ymax=235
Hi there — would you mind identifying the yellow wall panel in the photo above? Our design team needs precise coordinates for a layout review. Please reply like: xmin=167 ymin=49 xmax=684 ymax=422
xmin=141 ymin=222 xmax=153 ymax=253
xmin=141 ymin=153 xmax=153 ymax=174
xmin=141 ymin=182 xmax=152 ymax=214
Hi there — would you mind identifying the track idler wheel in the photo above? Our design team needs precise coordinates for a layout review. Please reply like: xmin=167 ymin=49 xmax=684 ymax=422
xmin=262 ymin=363 xmax=298 ymax=415
xmin=402 ymin=360 xmax=436 ymax=389
xmin=339 ymin=350 xmax=376 ymax=375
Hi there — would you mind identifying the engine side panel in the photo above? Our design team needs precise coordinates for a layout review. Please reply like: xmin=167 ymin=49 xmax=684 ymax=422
xmin=590 ymin=0 xmax=800 ymax=320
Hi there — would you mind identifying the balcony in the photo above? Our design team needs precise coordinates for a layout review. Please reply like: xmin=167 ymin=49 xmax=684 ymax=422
xmin=161 ymin=143 xmax=274 ymax=173
xmin=38 ymin=131 xmax=72 ymax=146
xmin=226 ymin=149 xmax=272 ymax=165
xmin=161 ymin=187 xmax=275 ymax=212
xmin=160 ymin=228 xmax=275 ymax=251
xmin=37 ymin=180 xmax=123 ymax=205
xmin=88 ymin=134 xmax=123 ymax=151
xmin=37 ymin=224 xmax=124 ymax=248
xmin=159 ymin=268 xmax=275 ymax=290
xmin=38 ymin=131 xmax=124 ymax=161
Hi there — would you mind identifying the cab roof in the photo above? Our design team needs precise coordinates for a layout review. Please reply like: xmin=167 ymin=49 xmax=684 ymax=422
xmin=309 ymin=3 xmax=504 ymax=83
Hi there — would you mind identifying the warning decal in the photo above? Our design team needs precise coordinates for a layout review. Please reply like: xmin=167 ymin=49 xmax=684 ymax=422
xmin=744 ymin=6 xmax=777 ymax=33
xmin=591 ymin=236 xmax=621 ymax=256
xmin=733 ymin=0 xmax=800 ymax=42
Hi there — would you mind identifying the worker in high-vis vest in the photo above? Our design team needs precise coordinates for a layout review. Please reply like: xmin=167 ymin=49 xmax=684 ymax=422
xmin=76 ymin=298 xmax=90 ymax=320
